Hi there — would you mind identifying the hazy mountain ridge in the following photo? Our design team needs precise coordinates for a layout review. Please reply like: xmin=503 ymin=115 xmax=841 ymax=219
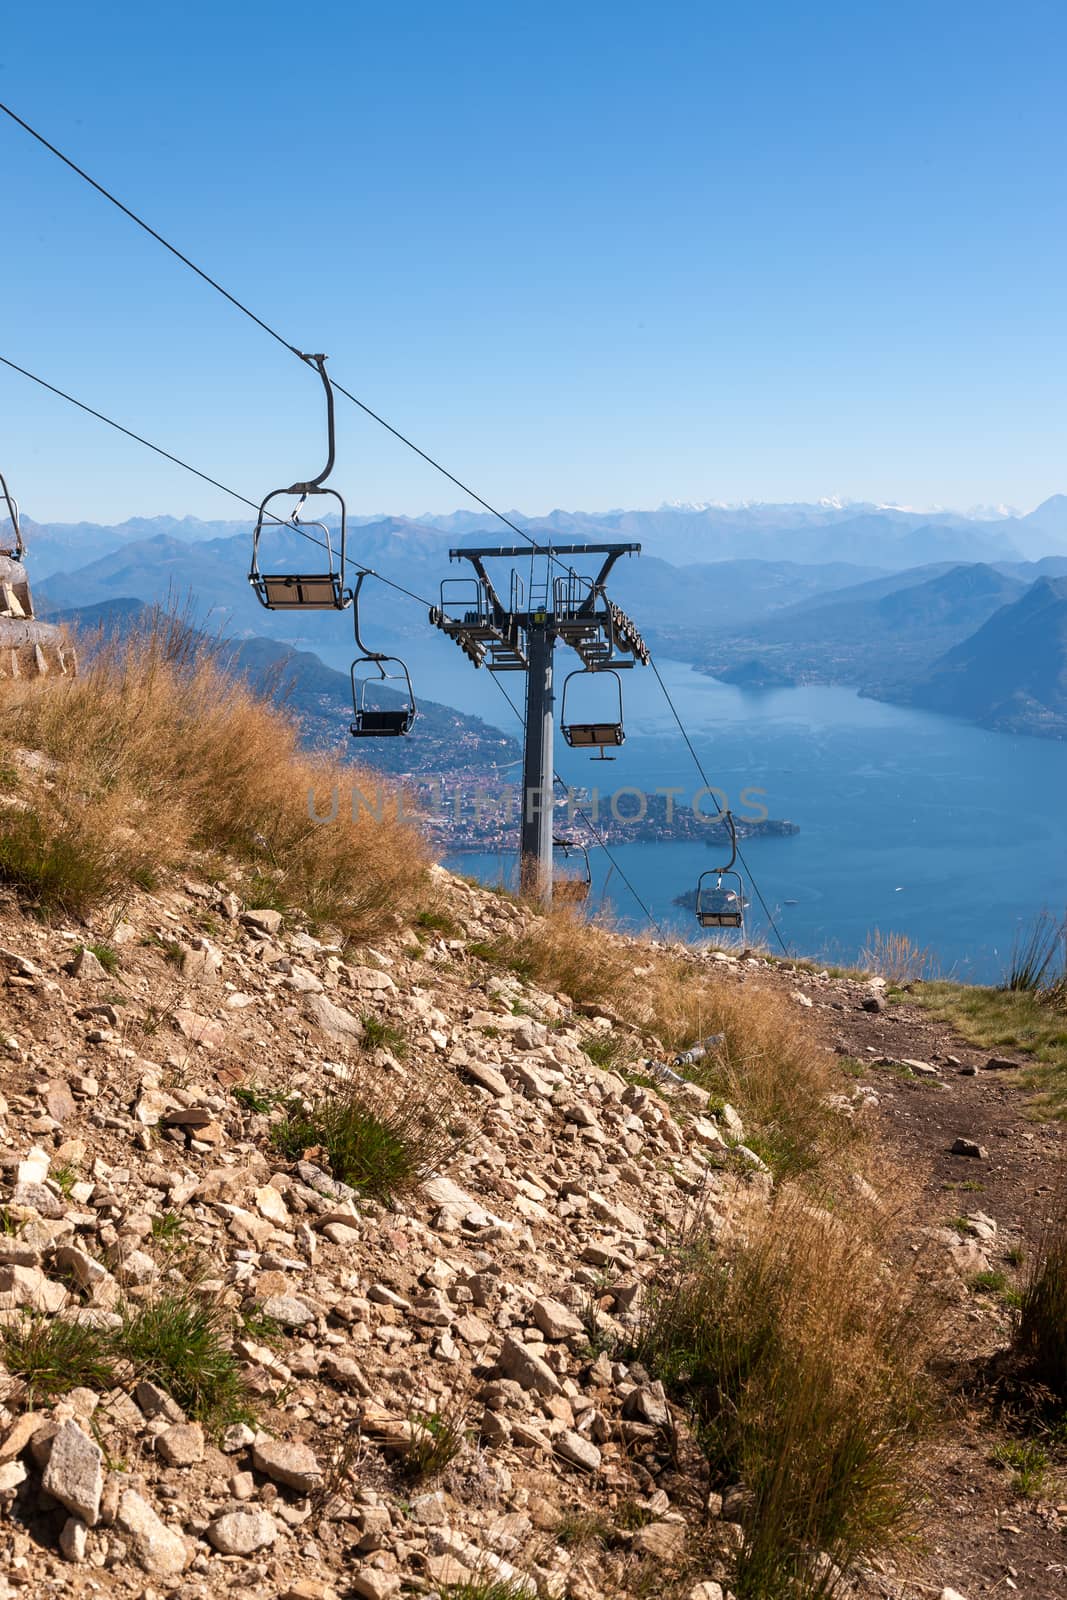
xmin=28 ymin=500 xmax=1067 ymax=743
xmin=23 ymin=493 xmax=1067 ymax=580
xmin=889 ymin=576 xmax=1067 ymax=738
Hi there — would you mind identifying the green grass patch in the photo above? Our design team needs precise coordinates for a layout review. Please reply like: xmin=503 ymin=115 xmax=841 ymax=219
xmin=360 ymin=1015 xmax=408 ymax=1057
xmin=969 ymin=1270 xmax=1008 ymax=1296
xmin=415 ymin=908 xmax=461 ymax=938
xmin=991 ymin=1438 xmax=1051 ymax=1497
xmin=270 ymin=1068 xmax=471 ymax=1202
xmin=117 ymin=1289 xmax=251 ymax=1431
xmin=0 ymin=1314 xmax=118 ymax=1403
xmin=913 ymin=981 xmax=1067 ymax=1115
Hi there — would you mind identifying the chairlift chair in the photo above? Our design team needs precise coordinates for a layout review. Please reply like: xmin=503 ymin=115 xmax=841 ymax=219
xmin=349 ymin=573 xmax=417 ymax=737
xmin=250 ymin=354 xmax=352 ymax=611
xmin=560 ymin=668 xmax=625 ymax=761
xmin=695 ymin=812 xmax=746 ymax=934
xmin=553 ymin=838 xmax=591 ymax=904
xmin=0 ymin=471 xmax=23 ymax=561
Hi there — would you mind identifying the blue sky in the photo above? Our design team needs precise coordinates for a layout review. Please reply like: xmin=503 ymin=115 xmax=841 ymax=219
xmin=1 ymin=0 xmax=1064 ymax=522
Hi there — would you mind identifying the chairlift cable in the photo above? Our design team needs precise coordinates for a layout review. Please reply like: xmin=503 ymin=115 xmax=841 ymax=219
xmin=1 ymin=102 xmax=784 ymax=941
xmin=0 ymin=100 xmax=585 ymax=575
xmin=646 ymin=654 xmax=789 ymax=956
xmin=0 ymin=352 xmax=431 ymax=615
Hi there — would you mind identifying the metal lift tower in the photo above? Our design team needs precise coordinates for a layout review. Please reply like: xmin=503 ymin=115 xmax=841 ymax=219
xmin=430 ymin=544 xmax=649 ymax=902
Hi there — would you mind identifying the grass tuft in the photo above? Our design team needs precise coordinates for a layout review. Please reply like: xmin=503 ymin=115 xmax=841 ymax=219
xmin=861 ymin=928 xmax=934 ymax=985
xmin=0 ymin=1314 xmax=118 ymax=1404
xmin=1014 ymin=1188 xmax=1067 ymax=1402
xmin=637 ymin=1186 xmax=936 ymax=1599
xmin=270 ymin=1065 xmax=472 ymax=1201
xmin=117 ymin=1287 xmax=250 ymax=1430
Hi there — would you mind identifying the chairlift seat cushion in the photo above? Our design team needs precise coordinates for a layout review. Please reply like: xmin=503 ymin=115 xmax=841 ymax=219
xmin=563 ymin=723 xmax=624 ymax=747
xmin=351 ymin=710 xmax=413 ymax=737
xmin=255 ymin=573 xmax=349 ymax=610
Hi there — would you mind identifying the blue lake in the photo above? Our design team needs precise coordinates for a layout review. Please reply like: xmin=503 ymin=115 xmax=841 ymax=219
xmin=423 ymin=654 xmax=1067 ymax=984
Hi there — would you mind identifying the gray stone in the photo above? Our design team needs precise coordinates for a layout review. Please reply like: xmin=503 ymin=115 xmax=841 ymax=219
xmin=531 ymin=1296 xmax=585 ymax=1341
xmin=305 ymin=992 xmax=363 ymax=1040
xmin=241 ymin=908 xmax=283 ymax=936
xmin=252 ymin=1436 xmax=322 ymax=1493
xmin=632 ymin=1521 xmax=686 ymax=1559
xmin=41 ymin=1420 xmax=103 ymax=1526
xmin=262 ymin=1293 xmax=316 ymax=1328
xmin=59 ymin=1516 xmax=88 ymax=1563
xmin=66 ymin=947 xmax=108 ymax=982
xmin=554 ymin=1429 xmax=601 ymax=1471
xmin=349 ymin=1571 xmax=401 ymax=1600
xmin=116 ymin=1489 xmax=187 ymax=1576
xmin=207 ymin=1508 xmax=278 ymax=1555
xmin=155 ymin=1422 xmax=204 ymax=1466
xmin=950 ymin=1138 xmax=987 ymax=1159
xmin=497 ymin=1335 xmax=561 ymax=1396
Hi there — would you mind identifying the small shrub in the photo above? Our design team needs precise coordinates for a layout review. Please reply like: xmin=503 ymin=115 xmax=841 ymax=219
xmin=991 ymin=1438 xmax=1050 ymax=1497
xmin=0 ymin=1313 xmax=117 ymax=1403
xmin=404 ymin=1397 xmax=469 ymax=1480
xmin=1004 ymin=913 xmax=1065 ymax=994
xmin=117 ymin=1288 xmax=250 ymax=1429
xmin=51 ymin=1163 xmax=78 ymax=1198
xmin=361 ymin=1015 xmax=408 ymax=1057
xmin=271 ymin=1066 xmax=472 ymax=1201
xmin=416 ymin=908 xmax=461 ymax=938
xmin=861 ymin=929 xmax=934 ymax=985
xmin=1014 ymin=1198 xmax=1067 ymax=1401
xmin=233 ymin=1082 xmax=291 ymax=1115
xmin=969 ymin=1270 xmax=1008 ymax=1296
xmin=150 ymin=1211 xmax=186 ymax=1244
xmin=637 ymin=1187 xmax=935 ymax=1599
xmin=85 ymin=941 xmax=119 ymax=975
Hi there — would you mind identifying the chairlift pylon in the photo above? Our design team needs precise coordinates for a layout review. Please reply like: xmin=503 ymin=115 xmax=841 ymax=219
xmin=560 ymin=667 xmax=625 ymax=761
xmin=0 ymin=471 xmax=24 ymax=561
xmin=249 ymin=353 xmax=352 ymax=611
xmin=695 ymin=812 xmax=746 ymax=934
xmin=552 ymin=837 xmax=591 ymax=904
xmin=349 ymin=572 xmax=417 ymax=737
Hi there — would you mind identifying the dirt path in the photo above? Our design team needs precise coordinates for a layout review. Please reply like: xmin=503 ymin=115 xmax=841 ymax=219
xmin=769 ymin=966 xmax=1067 ymax=1599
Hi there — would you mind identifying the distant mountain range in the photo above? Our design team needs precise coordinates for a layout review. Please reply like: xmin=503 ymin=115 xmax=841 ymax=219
xmin=672 ymin=560 xmax=1067 ymax=739
xmin=24 ymin=496 xmax=1067 ymax=744
xmin=22 ymin=493 xmax=1067 ymax=582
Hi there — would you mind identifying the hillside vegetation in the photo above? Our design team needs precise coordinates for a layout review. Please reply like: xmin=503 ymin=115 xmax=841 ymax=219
xmin=0 ymin=621 xmax=1064 ymax=1600
xmin=0 ymin=614 xmax=428 ymax=935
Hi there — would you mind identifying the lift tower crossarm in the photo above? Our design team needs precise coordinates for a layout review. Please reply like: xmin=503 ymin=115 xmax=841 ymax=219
xmin=432 ymin=541 xmax=648 ymax=903
xmin=448 ymin=542 xmax=641 ymax=564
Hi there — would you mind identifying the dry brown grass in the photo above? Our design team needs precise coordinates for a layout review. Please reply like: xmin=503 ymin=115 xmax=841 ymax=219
xmin=501 ymin=909 xmax=840 ymax=1176
xmin=638 ymin=1182 xmax=939 ymax=1599
xmin=861 ymin=928 xmax=935 ymax=985
xmin=0 ymin=611 xmax=428 ymax=938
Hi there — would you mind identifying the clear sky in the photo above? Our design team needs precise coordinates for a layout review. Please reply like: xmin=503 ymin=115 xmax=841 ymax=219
xmin=1 ymin=0 xmax=1064 ymax=524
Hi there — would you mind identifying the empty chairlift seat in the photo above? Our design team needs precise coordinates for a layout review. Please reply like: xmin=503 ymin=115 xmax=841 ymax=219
xmin=249 ymin=354 xmax=352 ymax=612
xmin=349 ymin=573 xmax=417 ymax=738
xmin=552 ymin=838 xmax=591 ymax=904
xmin=560 ymin=668 xmax=625 ymax=756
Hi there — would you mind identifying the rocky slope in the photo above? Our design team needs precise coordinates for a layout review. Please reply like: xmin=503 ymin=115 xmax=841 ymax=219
xmin=0 ymin=863 xmax=1061 ymax=1600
